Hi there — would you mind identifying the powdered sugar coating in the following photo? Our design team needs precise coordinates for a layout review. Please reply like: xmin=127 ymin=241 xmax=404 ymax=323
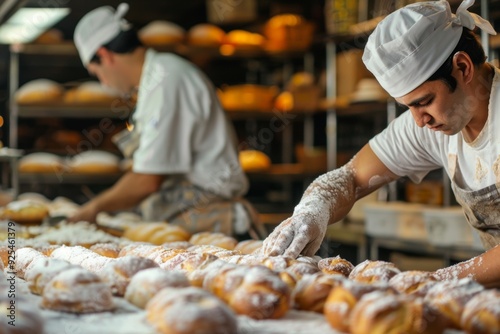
xmin=41 ymin=267 xmax=115 ymax=313
xmin=24 ymin=257 xmax=79 ymax=295
xmin=461 ymin=289 xmax=500 ymax=333
xmin=125 ymin=268 xmax=190 ymax=309
xmin=15 ymin=247 xmax=47 ymax=279
xmin=146 ymin=287 xmax=237 ymax=334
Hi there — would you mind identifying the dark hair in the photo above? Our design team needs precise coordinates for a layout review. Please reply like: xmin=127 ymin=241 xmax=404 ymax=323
xmin=425 ymin=28 xmax=487 ymax=91
xmin=90 ymin=28 xmax=143 ymax=64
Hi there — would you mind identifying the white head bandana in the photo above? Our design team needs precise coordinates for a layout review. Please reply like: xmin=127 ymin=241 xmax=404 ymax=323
xmin=74 ymin=3 xmax=131 ymax=66
xmin=362 ymin=0 xmax=496 ymax=98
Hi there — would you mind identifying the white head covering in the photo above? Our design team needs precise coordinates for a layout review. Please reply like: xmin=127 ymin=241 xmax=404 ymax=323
xmin=74 ymin=3 xmax=131 ymax=66
xmin=362 ymin=0 xmax=496 ymax=98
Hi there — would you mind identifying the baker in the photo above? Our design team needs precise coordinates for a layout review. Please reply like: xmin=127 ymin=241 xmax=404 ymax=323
xmin=262 ymin=0 xmax=500 ymax=287
xmin=68 ymin=3 xmax=260 ymax=239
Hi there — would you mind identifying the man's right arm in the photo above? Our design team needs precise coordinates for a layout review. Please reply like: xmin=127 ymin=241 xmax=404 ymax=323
xmin=261 ymin=143 xmax=399 ymax=258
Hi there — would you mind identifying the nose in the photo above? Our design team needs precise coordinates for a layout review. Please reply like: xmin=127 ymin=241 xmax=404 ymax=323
xmin=411 ymin=109 xmax=432 ymax=128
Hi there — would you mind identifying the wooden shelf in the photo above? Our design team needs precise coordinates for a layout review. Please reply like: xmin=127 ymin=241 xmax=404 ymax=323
xmin=17 ymin=105 xmax=132 ymax=119
xmin=19 ymin=172 xmax=123 ymax=184
xmin=11 ymin=42 xmax=310 ymax=60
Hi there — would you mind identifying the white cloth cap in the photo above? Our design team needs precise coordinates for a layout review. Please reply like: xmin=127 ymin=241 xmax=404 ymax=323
xmin=74 ymin=3 xmax=131 ymax=66
xmin=362 ymin=0 xmax=496 ymax=98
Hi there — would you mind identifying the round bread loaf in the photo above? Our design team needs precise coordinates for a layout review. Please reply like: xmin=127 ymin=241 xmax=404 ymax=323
xmin=146 ymin=287 xmax=238 ymax=334
xmin=15 ymin=79 xmax=64 ymax=104
xmin=125 ymin=268 xmax=190 ymax=309
xmin=187 ymin=24 xmax=225 ymax=46
xmin=461 ymin=289 xmax=500 ymax=334
xmin=41 ymin=267 xmax=115 ymax=313
xmin=139 ymin=20 xmax=185 ymax=46
xmin=318 ymin=255 xmax=354 ymax=277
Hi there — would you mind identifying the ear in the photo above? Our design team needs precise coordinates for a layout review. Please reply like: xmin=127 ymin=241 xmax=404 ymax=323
xmin=453 ymin=51 xmax=474 ymax=84
xmin=95 ymin=47 xmax=114 ymax=65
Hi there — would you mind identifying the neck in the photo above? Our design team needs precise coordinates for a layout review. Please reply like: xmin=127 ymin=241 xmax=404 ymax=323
xmin=117 ymin=47 xmax=147 ymax=94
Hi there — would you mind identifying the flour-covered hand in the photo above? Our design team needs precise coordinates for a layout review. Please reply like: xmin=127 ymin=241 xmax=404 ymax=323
xmin=262 ymin=199 xmax=330 ymax=258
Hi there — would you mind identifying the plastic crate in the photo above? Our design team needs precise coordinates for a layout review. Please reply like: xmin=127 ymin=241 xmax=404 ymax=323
xmin=364 ymin=202 xmax=427 ymax=241
xmin=423 ymin=207 xmax=473 ymax=247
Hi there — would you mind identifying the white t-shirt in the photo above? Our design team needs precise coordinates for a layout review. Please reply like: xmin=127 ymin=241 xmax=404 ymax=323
xmin=132 ymin=49 xmax=248 ymax=198
xmin=370 ymin=67 xmax=500 ymax=191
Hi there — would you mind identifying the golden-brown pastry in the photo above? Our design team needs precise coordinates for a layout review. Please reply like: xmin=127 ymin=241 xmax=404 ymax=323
xmin=15 ymin=79 xmax=64 ymax=104
xmin=64 ymin=81 xmax=121 ymax=105
xmin=15 ymin=247 xmax=47 ymax=279
xmin=219 ymin=84 xmax=280 ymax=112
xmin=160 ymin=241 xmax=193 ymax=250
xmin=293 ymin=273 xmax=344 ymax=313
xmin=324 ymin=280 xmax=396 ymax=333
xmin=187 ymin=24 xmax=225 ymax=46
xmin=90 ymin=243 xmax=122 ymax=258
xmin=388 ymin=270 xmax=438 ymax=297
xmin=285 ymin=261 xmax=321 ymax=281
xmin=0 ymin=289 xmax=45 ymax=333
xmin=188 ymin=232 xmax=238 ymax=250
xmin=349 ymin=259 xmax=401 ymax=283
xmin=238 ymin=150 xmax=272 ymax=172
xmin=425 ymin=278 xmax=485 ymax=329
xmin=318 ymin=255 xmax=354 ymax=277
xmin=99 ymin=255 xmax=159 ymax=296
xmin=224 ymin=29 xmax=265 ymax=50
xmin=233 ymin=239 xmax=263 ymax=254
xmin=461 ymin=289 xmax=500 ymax=334
xmin=146 ymin=287 xmax=238 ymax=334
xmin=24 ymin=257 xmax=79 ymax=295
xmin=68 ymin=150 xmax=121 ymax=174
xmin=18 ymin=152 xmax=65 ymax=173
xmin=349 ymin=292 xmax=447 ymax=334
xmin=50 ymin=245 xmax=114 ymax=273
xmin=204 ymin=264 xmax=291 ymax=319
xmin=41 ymin=267 xmax=115 ymax=313
xmin=2 ymin=200 xmax=50 ymax=225
xmin=264 ymin=14 xmax=314 ymax=51
xmin=125 ymin=268 xmax=190 ymax=309
xmin=139 ymin=20 xmax=186 ymax=46
xmin=123 ymin=222 xmax=191 ymax=244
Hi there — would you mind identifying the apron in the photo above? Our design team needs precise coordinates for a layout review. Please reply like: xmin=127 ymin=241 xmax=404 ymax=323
xmin=448 ymin=140 xmax=500 ymax=250
xmin=112 ymin=126 xmax=265 ymax=239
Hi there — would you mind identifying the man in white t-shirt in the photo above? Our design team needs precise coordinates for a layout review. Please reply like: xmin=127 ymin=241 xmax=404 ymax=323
xmin=263 ymin=0 xmax=500 ymax=287
xmin=68 ymin=3 xmax=259 ymax=238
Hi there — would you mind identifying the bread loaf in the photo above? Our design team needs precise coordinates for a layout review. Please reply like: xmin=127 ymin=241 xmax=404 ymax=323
xmin=461 ymin=289 xmax=500 ymax=334
xmin=388 ymin=270 xmax=437 ymax=297
xmin=293 ymin=273 xmax=344 ymax=313
xmin=349 ymin=259 xmax=401 ymax=283
xmin=41 ymin=267 xmax=115 ymax=313
xmin=318 ymin=255 xmax=354 ymax=277
xmin=189 ymin=232 xmax=238 ymax=250
xmin=123 ymin=222 xmax=191 ymax=244
xmin=146 ymin=287 xmax=238 ymax=334
xmin=125 ymin=268 xmax=190 ymax=309
xmin=24 ymin=257 xmax=79 ymax=295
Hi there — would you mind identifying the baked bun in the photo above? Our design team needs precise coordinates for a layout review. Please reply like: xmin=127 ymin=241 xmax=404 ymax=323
xmin=349 ymin=259 xmax=401 ymax=283
xmin=239 ymin=150 xmax=272 ymax=172
xmin=50 ymin=245 xmax=115 ymax=273
xmin=0 ymin=289 xmax=45 ymax=333
xmin=189 ymin=232 xmax=238 ymax=250
xmin=204 ymin=264 xmax=291 ymax=319
xmin=123 ymin=222 xmax=191 ymax=244
xmin=461 ymin=289 xmax=500 ymax=334
xmin=64 ymin=81 xmax=121 ymax=105
xmin=187 ymin=24 xmax=225 ymax=46
xmin=125 ymin=268 xmax=190 ymax=309
xmin=224 ymin=29 xmax=265 ymax=49
xmin=233 ymin=239 xmax=263 ymax=254
xmin=24 ymin=257 xmax=79 ymax=295
xmin=324 ymin=280 xmax=396 ymax=333
xmin=146 ymin=287 xmax=238 ymax=334
xmin=2 ymin=200 xmax=49 ymax=225
xmin=285 ymin=261 xmax=321 ymax=281
xmin=388 ymin=270 xmax=437 ymax=297
xmin=99 ymin=255 xmax=159 ymax=296
xmin=15 ymin=79 xmax=64 ymax=104
xmin=139 ymin=20 xmax=185 ymax=46
xmin=89 ymin=243 xmax=121 ymax=258
xmin=318 ymin=255 xmax=354 ymax=277
xmin=349 ymin=292 xmax=447 ymax=334
xmin=425 ymin=278 xmax=485 ymax=329
xmin=15 ymin=247 xmax=47 ymax=279
xmin=160 ymin=241 xmax=193 ymax=250
xmin=264 ymin=14 xmax=314 ymax=51
xmin=41 ymin=267 xmax=115 ymax=313
xmin=19 ymin=152 xmax=65 ymax=173
xmin=293 ymin=273 xmax=344 ymax=312
xmin=68 ymin=150 xmax=121 ymax=174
